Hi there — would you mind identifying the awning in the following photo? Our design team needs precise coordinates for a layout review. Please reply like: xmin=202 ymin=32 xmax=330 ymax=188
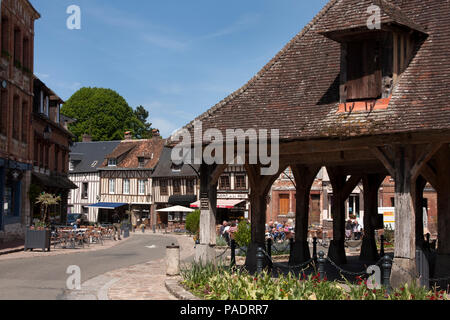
xmin=87 ymin=203 xmax=128 ymax=210
xmin=32 ymin=172 xmax=78 ymax=190
xmin=168 ymin=195 xmax=197 ymax=205
xmin=190 ymin=199 xmax=246 ymax=209
xmin=156 ymin=205 xmax=195 ymax=213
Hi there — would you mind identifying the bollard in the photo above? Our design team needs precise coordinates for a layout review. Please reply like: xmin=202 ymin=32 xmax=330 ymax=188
xmin=166 ymin=243 xmax=180 ymax=276
xmin=318 ymin=251 xmax=326 ymax=280
xmin=313 ymin=237 xmax=318 ymax=262
xmin=267 ymin=238 xmax=272 ymax=259
xmin=382 ymin=255 xmax=392 ymax=292
xmin=380 ymin=235 xmax=385 ymax=257
xmin=230 ymin=239 xmax=236 ymax=269
xmin=256 ymin=246 xmax=265 ymax=274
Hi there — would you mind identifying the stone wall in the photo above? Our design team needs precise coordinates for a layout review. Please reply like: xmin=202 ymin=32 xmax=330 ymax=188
xmin=0 ymin=223 xmax=26 ymax=243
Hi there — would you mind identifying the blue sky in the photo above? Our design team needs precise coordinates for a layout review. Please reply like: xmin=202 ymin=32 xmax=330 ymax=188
xmin=30 ymin=0 xmax=328 ymax=138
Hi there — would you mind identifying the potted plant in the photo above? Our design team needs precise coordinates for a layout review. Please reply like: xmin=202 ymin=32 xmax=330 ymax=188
xmin=25 ymin=193 xmax=61 ymax=252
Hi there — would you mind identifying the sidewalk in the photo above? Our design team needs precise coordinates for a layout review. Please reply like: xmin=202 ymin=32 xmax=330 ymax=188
xmin=0 ymin=239 xmax=25 ymax=256
xmin=63 ymin=233 xmax=196 ymax=300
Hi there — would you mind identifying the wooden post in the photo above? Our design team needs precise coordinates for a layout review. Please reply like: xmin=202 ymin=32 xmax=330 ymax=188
xmin=326 ymin=167 xmax=361 ymax=265
xmin=360 ymin=174 xmax=385 ymax=261
xmin=195 ymin=163 xmax=218 ymax=264
xmin=244 ymin=164 xmax=283 ymax=272
xmin=390 ymin=146 xmax=417 ymax=288
xmin=289 ymin=165 xmax=320 ymax=265
xmin=435 ymin=146 xmax=450 ymax=256
xmin=414 ymin=176 xmax=427 ymax=249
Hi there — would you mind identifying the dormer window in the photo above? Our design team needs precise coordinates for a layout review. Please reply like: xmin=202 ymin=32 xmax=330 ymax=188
xmin=171 ymin=162 xmax=182 ymax=172
xmin=138 ymin=157 xmax=146 ymax=168
xmin=108 ymin=158 xmax=117 ymax=167
xmin=69 ymin=161 xmax=74 ymax=171
xmin=317 ymin=4 xmax=427 ymax=111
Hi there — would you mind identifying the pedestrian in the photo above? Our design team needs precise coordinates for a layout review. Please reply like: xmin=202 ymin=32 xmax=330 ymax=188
xmin=345 ymin=219 xmax=353 ymax=240
xmin=219 ymin=221 xmax=228 ymax=237
xmin=112 ymin=212 xmax=122 ymax=241
xmin=352 ymin=219 xmax=360 ymax=240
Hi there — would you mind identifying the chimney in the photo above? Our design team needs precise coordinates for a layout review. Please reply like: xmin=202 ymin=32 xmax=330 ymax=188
xmin=124 ymin=131 xmax=133 ymax=140
xmin=82 ymin=134 xmax=92 ymax=142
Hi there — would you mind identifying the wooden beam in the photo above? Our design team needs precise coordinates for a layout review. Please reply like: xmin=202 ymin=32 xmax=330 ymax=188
xmin=371 ymin=147 xmax=395 ymax=177
xmin=410 ymin=143 xmax=443 ymax=182
xmin=420 ymin=163 xmax=437 ymax=190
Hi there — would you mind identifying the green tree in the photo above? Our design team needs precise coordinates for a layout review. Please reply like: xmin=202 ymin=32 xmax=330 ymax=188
xmin=185 ymin=210 xmax=201 ymax=236
xmin=60 ymin=87 xmax=146 ymax=142
xmin=234 ymin=219 xmax=251 ymax=248
xmin=36 ymin=193 xmax=61 ymax=224
xmin=132 ymin=105 xmax=153 ymax=139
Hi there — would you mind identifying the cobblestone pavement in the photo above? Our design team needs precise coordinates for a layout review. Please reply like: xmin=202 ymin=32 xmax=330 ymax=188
xmin=64 ymin=233 xmax=196 ymax=300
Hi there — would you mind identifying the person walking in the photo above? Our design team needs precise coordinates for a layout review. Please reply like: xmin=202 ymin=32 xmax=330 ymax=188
xmin=112 ymin=212 xmax=122 ymax=241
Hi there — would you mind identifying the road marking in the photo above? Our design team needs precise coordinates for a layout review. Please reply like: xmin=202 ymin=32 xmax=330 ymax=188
xmin=145 ymin=245 xmax=156 ymax=249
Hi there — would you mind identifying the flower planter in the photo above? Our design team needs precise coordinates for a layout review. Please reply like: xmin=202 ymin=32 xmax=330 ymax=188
xmin=25 ymin=229 xmax=51 ymax=252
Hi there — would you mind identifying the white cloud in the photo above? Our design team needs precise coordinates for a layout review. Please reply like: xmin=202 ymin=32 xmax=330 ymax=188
xmin=142 ymin=33 xmax=188 ymax=51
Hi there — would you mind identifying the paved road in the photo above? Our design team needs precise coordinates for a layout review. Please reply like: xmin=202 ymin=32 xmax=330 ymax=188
xmin=0 ymin=234 xmax=179 ymax=300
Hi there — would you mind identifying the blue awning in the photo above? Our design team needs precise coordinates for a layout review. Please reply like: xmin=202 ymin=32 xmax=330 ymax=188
xmin=87 ymin=203 xmax=128 ymax=210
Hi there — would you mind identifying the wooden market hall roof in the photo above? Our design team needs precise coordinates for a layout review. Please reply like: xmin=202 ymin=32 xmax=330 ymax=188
xmin=169 ymin=0 xmax=450 ymax=146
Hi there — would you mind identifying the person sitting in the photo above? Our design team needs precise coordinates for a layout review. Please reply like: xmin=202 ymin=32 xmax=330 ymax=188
xmin=345 ymin=220 xmax=353 ymax=240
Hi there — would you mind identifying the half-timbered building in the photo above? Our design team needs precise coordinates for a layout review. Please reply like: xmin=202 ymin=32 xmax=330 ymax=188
xmin=168 ymin=0 xmax=450 ymax=287
xmin=96 ymin=137 xmax=164 ymax=224
xmin=68 ymin=138 xmax=120 ymax=222
xmin=30 ymin=77 xmax=77 ymax=224
xmin=0 ymin=0 xmax=40 ymax=241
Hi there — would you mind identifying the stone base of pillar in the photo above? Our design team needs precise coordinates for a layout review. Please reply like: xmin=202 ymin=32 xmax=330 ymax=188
xmin=390 ymin=257 xmax=417 ymax=288
xmin=327 ymin=240 xmax=347 ymax=265
xmin=194 ymin=244 xmax=217 ymax=266
xmin=359 ymin=236 xmax=380 ymax=262
xmin=289 ymin=241 xmax=311 ymax=266
xmin=245 ymin=242 xmax=271 ymax=273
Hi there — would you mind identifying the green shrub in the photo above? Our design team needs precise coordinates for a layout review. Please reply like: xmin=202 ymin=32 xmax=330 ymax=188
xmin=181 ymin=262 xmax=448 ymax=300
xmin=216 ymin=236 xmax=228 ymax=247
xmin=185 ymin=210 xmax=200 ymax=235
xmin=234 ymin=219 xmax=251 ymax=248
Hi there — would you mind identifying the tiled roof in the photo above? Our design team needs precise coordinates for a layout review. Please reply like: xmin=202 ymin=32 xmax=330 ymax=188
xmin=169 ymin=0 xmax=450 ymax=145
xmin=69 ymin=141 xmax=121 ymax=173
xmin=100 ymin=138 xmax=165 ymax=170
xmin=152 ymin=147 xmax=200 ymax=178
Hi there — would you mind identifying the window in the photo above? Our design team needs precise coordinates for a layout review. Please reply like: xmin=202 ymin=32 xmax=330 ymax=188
xmin=109 ymin=179 xmax=115 ymax=194
xmin=39 ymin=91 xmax=44 ymax=114
xmin=171 ymin=162 xmax=182 ymax=172
xmin=346 ymin=40 xmax=382 ymax=100
xmin=21 ymin=101 xmax=28 ymax=143
xmin=82 ymin=182 xmax=88 ymax=199
xmin=1 ymin=17 xmax=9 ymax=55
xmin=44 ymin=96 xmax=49 ymax=116
xmin=22 ymin=37 xmax=29 ymax=70
xmin=1 ymin=89 xmax=7 ymax=135
xmin=235 ymin=175 xmax=246 ymax=190
xmin=186 ymin=179 xmax=195 ymax=194
xmin=160 ymin=180 xmax=168 ymax=196
xmin=54 ymin=146 xmax=59 ymax=172
xmin=138 ymin=180 xmax=146 ymax=195
xmin=173 ymin=179 xmax=181 ymax=195
xmin=13 ymin=28 xmax=20 ymax=66
xmin=219 ymin=175 xmax=231 ymax=190
xmin=69 ymin=161 xmax=74 ymax=171
xmin=12 ymin=96 xmax=20 ymax=140
xmin=108 ymin=158 xmax=117 ymax=167
xmin=123 ymin=179 xmax=130 ymax=194
xmin=138 ymin=157 xmax=146 ymax=168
